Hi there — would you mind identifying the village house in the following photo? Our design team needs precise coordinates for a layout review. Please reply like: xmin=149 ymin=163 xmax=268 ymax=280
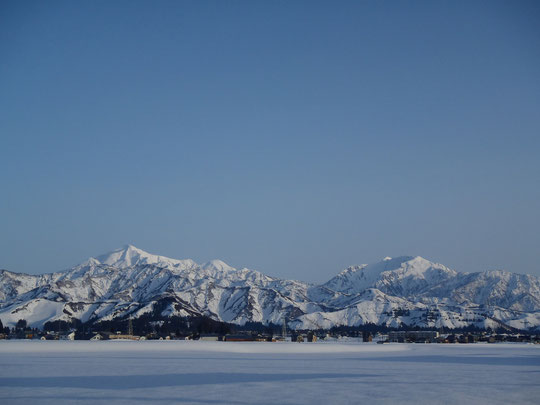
xmin=199 ymin=334 xmax=221 ymax=341
xmin=388 ymin=330 xmax=439 ymax=343
xmin=90 ymin=333 xmax=107 ymax=340
xmin=109 ymin=334 xmax=139 ymax=341
xmin=224 ymin=334 xmax=255 ymax=342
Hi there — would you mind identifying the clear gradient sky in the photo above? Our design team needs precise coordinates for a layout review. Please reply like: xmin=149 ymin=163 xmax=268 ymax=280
xmin=1 ymin=1 xmax=539 ymax=281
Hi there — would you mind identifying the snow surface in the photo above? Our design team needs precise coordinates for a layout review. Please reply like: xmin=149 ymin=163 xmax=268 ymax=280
xmin=0 ymin=341 xmax=539 ymax=404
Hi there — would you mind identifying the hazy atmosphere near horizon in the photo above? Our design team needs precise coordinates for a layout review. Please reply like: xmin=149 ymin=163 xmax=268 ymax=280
xmin=1 ymin=1 xmax=539 ymax=281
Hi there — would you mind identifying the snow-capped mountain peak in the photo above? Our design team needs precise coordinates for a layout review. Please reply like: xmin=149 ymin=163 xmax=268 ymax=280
xmin=323 ymin=256 xmax=457 ymax=295
xmin=201 ymin=259 xmax=236 ymax=272
xmin=77 ymin=257 xmax=101 ymax=268
xmin=93 ymin=245 xmax=197 ymax=270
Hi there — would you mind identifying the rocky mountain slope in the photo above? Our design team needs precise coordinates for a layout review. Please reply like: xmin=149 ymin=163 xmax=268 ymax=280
xmin=1 ymin=245 xmax=539 ymax=331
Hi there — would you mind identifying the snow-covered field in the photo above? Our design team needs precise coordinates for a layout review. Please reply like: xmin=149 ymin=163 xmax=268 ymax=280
xmin=0 ymin=341 xmax=539 ymax=404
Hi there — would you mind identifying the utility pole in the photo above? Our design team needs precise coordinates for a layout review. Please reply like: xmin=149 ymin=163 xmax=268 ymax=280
xmin=128 ymin=318 xmax=133 ymax=336
xmin=282 ymin=317 xmax=287 ymax=339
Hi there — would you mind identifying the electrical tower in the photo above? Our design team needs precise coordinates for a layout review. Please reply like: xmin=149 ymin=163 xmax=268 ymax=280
xmin=282 ymin=317 xmax=287 ymax=338
xmin=128 ymin=317 xmax=133 ymax=336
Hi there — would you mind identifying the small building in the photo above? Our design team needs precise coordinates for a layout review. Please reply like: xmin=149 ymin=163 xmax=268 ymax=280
xmin=199 ymin=334 xmax=221 ymax=341
xmin=388 ymin=330 xmax=439 ymax=343
xmin=225 ymin=334 xmax=255 ymax=342
xmin=41 ymin=334 xmax=56 ymax=341
xmin=272 ymin=335 xmax=292 ymax=342
xmin=324 ymin=333 xmax=337 ymax=341
xmin=109 ymin=334 xmax=139 ymax=340
xmin=91 ymin=333 xmax=106 ymax=340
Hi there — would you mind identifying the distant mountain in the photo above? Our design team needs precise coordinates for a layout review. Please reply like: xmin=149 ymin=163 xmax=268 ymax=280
xmin=1 ymin=246 xmax=539 ymax=331
xmin=94 ymin=245 xmax=199 ymax=271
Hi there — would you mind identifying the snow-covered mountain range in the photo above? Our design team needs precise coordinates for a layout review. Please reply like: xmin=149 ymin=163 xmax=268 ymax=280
xmin=1 ymin=245 xmax=539 ymax=331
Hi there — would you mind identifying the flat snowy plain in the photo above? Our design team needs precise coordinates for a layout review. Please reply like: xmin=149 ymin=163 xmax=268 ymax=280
xmin=0 ymin=341 xmax=539 ymax=404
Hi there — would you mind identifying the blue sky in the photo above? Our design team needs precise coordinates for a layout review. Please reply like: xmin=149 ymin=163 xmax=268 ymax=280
xmin=1 ymin=1 xmax=539 ymax=281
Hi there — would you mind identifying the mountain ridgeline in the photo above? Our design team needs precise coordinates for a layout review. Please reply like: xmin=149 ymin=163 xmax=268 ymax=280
xmin=1 ymin=245 xmax=539 ymax=331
